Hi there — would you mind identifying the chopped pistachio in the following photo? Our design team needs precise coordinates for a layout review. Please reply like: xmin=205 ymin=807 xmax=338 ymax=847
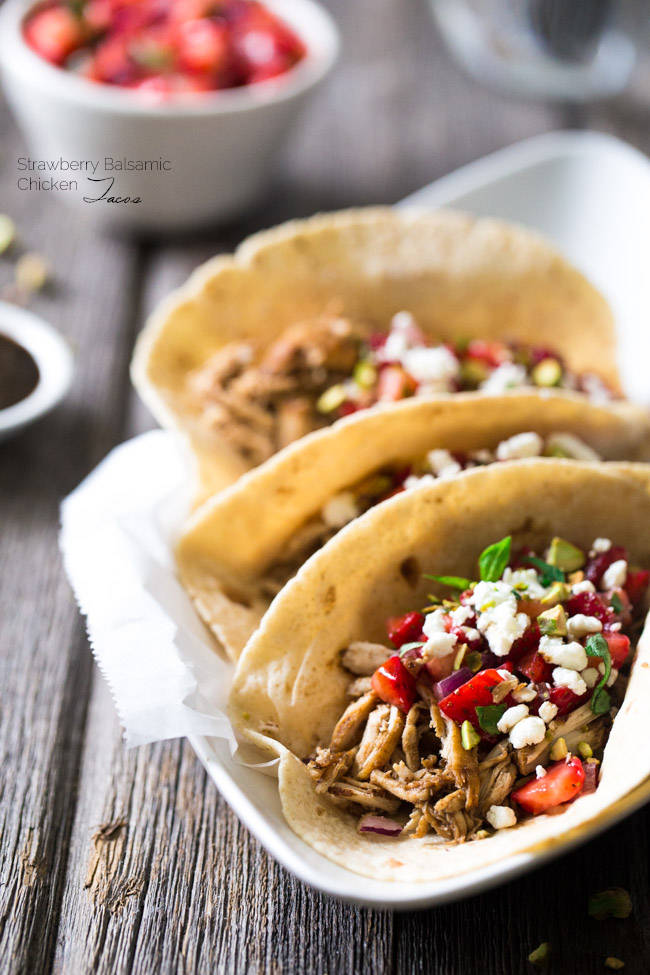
xmin=540 ymin=581 xmax=571 ymax=606
xmin=460 ymin=358 xmax=488 ymax=387
xmin=474 ymin=829 xmax=490 ymax=840
xmin=578 ymin=741 xmax=593 ymax=759
xmin=569 ymin=570 xmax=585 ymax=585
xmin=538 ymin=604 xmax=568 ymax=636
xmin=353 ymin=361 xmax=377 ymax=389
xmin=453 ymin=644 xmax=467 ymax=671
xmin=528 ymin=942 xmax=550 ymax=966
xmin=532 ymin=357 xmax=562 ymax=387
xmin=461 ymin=720 xmax=480 ymax=750
xmin=550 ymin=737 xmax=568 ymax=761
xmin=0 ymin=214 xmax=16 ymax=254
xmin=589 ymin=888 xmax=633 ymax=920
xmin=316 ymin=384 xmax=346 ymax=414
xmin=604 ymin=958 xmax=625 ymax=970
xmin=547 ymin=536 xmax=586 ymax=572
xmin=465 ymin=651 xmax=483 ymax=673
xmin=15 ymin=252 xmax=50 ymax=293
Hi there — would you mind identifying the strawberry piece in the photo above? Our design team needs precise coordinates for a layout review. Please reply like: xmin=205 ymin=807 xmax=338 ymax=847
xmin=509 ymin=621 xmax=540 ymax=663
xmin=549 ymin=685 xmax=587 ymax=716
xmin=376 ymin=365 xmax=418 ymax=402
xmin=465 ymin=339 xmax=510 ymax=368
xmin=512 ymin=756 xmax=585 ymax=814
xmin=371 ymin=655 xmax=417 ymax=713
xmin=24 ymin=7 xmax=85 ymax=65
xmin=386 ymin=611 xmax=425 ymax=648
xmin=625 ymin=568 xmax=650 ymax=607
xmin=585 ymin=545 xmax=627 ymax=587
xmin=598 ymin=632 xmax=631 ymax=669
xmin=177 ymin=18 xmax=229 ymax=73
xmin=565 ymin=590 xmax=614 ymax=626
xmin=517 ymin=649 xmax=552 ymax=684
xmin=438 ymin=668 xmax=506 ymax=726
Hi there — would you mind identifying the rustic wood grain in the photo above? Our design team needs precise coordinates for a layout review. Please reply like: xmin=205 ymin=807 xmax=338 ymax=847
xmin=2 ymin=0 xmax=650 ymax=972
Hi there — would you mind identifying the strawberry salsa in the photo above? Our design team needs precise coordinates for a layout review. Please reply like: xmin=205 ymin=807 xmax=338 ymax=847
xmin=307 ymin=535 xmax=649 ymax=841
xmin=23 ymin=1 xmax=306 ymax=96
xmin=189 ymin=312 xmax=614 ymax=467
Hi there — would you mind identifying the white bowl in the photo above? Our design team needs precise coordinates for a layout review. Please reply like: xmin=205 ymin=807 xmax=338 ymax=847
xmin=0 ymin=0 xmax=339 ymax=233
xmin=0 ymin=301 xmax=73 ymax=441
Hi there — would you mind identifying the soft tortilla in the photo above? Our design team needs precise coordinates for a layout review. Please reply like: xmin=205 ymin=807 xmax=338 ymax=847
xmin=229 ymin=461 xmax=650 ymax=882
xmin=177 ymin=393 xmax=650 ymax=660
xmin=132 ymin=208 xmax=619 ymax=497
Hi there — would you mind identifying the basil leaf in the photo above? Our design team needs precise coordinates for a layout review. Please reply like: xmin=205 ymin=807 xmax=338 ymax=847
xmin=523 ymin=555 xmax=565 ymax=585
xmin=423 ymin=574 xmax=473 ymax=591
xmin=398 ymin=641 xmax=424 ymax=657
xmin=610 ymin=592 xmax=623 ymax=615
xmin=586 ymin=633 xmax=612 ymax=715
xmin=476 ymin=703 xmax=506 ymax=736
xmin=478 ymin=536 xmax=512 ymax=582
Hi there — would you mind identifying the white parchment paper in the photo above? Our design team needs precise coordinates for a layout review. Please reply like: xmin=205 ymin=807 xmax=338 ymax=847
xmin=60 ymin=430 xmax=239 ymax=749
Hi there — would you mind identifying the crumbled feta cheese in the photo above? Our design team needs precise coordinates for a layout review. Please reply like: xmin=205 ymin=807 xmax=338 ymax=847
xmin=512 ymin=683 xmax=537 ymax=703
xmin=480 ymin=362 xmax=528 ymax=393
xmin=450 ymin=604 xmax=473 ymax=626
xmin=610 ymin=621 xmax=622 ymax=632
xmin=381 ymin=311 xmax=417 ymax=361
xmin=552 ymin=667 xmax=587 ymax=697
xmin=497 ymin=704 xmax=529 ymax=734
xmin=591 ymin=537 xmax=612 ymax=555
xmin=478 ymin=601 xmax=529 ymax=657
xmin=423 ymin=608 xmax=447 ymax=634
xmin=535 ymin=765 xmax=547 ymax=779
xmin=402 ymin=346 xmax=459 ymax=388
xmin=471 ymin=581 xmax=517 ymax=612
xmin=566 ymin=614 xmax=603 ymax=639
xmin=572 ymin=580 xmax=596 ymax=595
xmin=601 ymin=559 xmax=627 ymax=591
xmin=496 ymin=431 xmax=543 ymax=462
xmin=459 ymin=626 xmax=480 ymax=642
xmin=422 ymin=630 xmax=457 ymax=658
xmin=545 ymin=432 xmax=600 ymax=461
xmin=538 ymin=701 xmax=558 ymax=723
xmin=486 ymin=805 xmax=517 ymax=830
xmin=502 ymin=567 xmax=547 ymax=599
xmin=322 ymin=491 xmax=359 ymax=528
xmin=509 ymin=716 xmax=547 ymax=749
xmin=426 ymin=449 xmax=462 ymax=478
xmin=403 ymin=474 xmax=436 ymax=490
xmin=581 ymin=667 xmax=599 ymax=689
xmin=539 ymin=635 xmax=588 ymax=671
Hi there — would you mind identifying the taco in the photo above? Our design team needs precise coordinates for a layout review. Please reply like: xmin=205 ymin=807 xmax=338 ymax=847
xmin=177 ymin=392 xmax=650 ymax=660
xmin=132 ymin=208 xmax=620 ymax=497
xmin=229 ymin=461 xmax=650 ymax=882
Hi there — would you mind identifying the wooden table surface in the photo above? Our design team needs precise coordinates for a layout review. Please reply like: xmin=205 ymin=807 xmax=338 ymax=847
xmin=2 ymin=3 xmax=650 ymax=973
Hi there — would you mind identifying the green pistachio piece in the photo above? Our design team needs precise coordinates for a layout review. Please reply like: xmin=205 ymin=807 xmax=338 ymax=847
xmin=532 ymin=357 xmax=562 ymax=387
xmin=353 ymin=361 xmax=377 ymax=389
xmin=538 ymin=604 xmax=568 ymax=636
xmin=528 ymin=942 xmax=551 ymax=967
xmin=460 ymin=720 xmax=480 ymax=750
xmin=316 ymin=384 xmax=346 ymax=414
xmin=540 ymin=581 xmax=571 ymax=606
xmin=588 ymin=888 xmax=632 ymax=920
xmin=547 ymin=536 xmax=586 ymax=572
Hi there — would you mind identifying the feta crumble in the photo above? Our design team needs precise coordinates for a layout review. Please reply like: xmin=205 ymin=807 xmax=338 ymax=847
xmin=566 ymin=614 xmax=603 ymax=639
xmin=322 ymin=491 xmax=359 ymax=528
xmin=581 ymin=667 xmax=599 ymax=689
xmin=601 ymin=559 xmax=627 ymax=590
xmin=539 ymin=635 xmax=588 ymax=671
xmin=403 ymin=474 xmax=436 ymax=490
xmin=471 ymin=581 xmax=517 ymax=612
xmin=545 ymin=432 xmax=600 ymax=461
xmin=422 ymin=608 xmax=457 ymax=657
xmin=450 ymin=604 xmax=473 ymax=626
xmin=480 ymin=362 xmax=527 ymax=393
xmin=509 ymin=716 xmax=546 ymax=749
xmin=538 ymin=701 xmax=559 ymax=724
xmin=486 ymin=805 xmax=517 ymax=830
xmin=426 ymin=448 xmax=462 ymax=478
xmin=535 ymin=765 xmax=547 ymax=779
xmin=590 ymin=537 xmax=612 ymax=555
xmin=495 ymin=431 xmax=543 ymax=461
xmin=552 ymin=667 xmax=587 ymax=697
xmin=402 ymin=346 xmax=459 ymax=388
xmin=502 ymin=566 xmax=547 ymax=599
xmin=497 ymin=704 xmax=529 ymax=734
xmin=572 ymin=580 xmax=596 ymax=595
xmin=478 ymin=600 xmax=529 ymax=657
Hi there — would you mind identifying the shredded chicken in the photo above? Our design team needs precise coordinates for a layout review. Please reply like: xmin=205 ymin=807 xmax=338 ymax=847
xmin=341 ymin=641 xmax=392 ymax=676
xmin=347 ymin=676 xmax=373 ymax=698
xmin=516 ymin=703 xmax=604 ymax=775
xmin=355 ymin=706 xmax=405 ymax=780
xmin=402 ymin=703 xmax=425 ymax=771
xmin=370 ymin=762 xmax=453 ymax=803
xmin=478 ymin=755 xmax=518 ymax=814
xmin=307 ymin=746 xmax=356 ymax=794
xmin=330 ymin=691 xmax=379 ymax=751
xmin=436 ymin=706 xmax=480 ymax=810
xmin=327 ymin=777 xmax=400 ymax=813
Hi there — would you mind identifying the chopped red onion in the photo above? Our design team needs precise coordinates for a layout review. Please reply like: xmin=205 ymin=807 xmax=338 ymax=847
xmin=358 ymin=814 xmax=403 ymax=836
xmin=583 ymin=762 xmax=599 ymax=794
xmin=433 ymin=667 xmax=473 ymax=700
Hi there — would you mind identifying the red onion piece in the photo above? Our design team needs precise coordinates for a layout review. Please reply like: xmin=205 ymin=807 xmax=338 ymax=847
xmin=433 ymin=667 xmax=473 ymax=700
xmin=358 ymin=814 xmax=403 ymax=836
xmin=583 ymin=762 xmax=599 ymax=794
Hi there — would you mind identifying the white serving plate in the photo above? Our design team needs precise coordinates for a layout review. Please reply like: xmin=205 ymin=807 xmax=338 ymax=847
xmin=184 ymin=131 xmax=650 ymax=908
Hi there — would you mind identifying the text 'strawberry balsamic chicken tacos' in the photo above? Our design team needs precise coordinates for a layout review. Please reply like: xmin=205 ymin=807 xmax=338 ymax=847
xmin=132 ymin=208 xmax=620 ymax=498
xmin=176 ymin=393 xmax=650 ymax=660
xmin=229 ymin=462 xmax=650 ymax=882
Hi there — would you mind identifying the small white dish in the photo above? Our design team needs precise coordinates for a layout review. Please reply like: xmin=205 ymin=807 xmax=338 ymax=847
xmin=0 ymin=301 xmax=73 ymax=441
xmin=0 ymin=0 xmax=339 ymax=233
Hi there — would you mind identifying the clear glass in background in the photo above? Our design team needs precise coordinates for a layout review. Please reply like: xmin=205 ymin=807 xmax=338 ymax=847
xmin=429 ymin=0 xmax=646 ymax=100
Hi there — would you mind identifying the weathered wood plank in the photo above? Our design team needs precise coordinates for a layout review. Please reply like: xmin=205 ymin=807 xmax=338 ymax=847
xmin=0 ymin=105 xmax=143 ymax=973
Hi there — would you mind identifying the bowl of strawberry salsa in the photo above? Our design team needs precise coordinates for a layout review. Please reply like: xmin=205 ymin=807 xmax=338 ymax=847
xmin=309 ymin=535 xmax=649 ymax=840
xmin=0 ymin=0 xmax=338 ymax=230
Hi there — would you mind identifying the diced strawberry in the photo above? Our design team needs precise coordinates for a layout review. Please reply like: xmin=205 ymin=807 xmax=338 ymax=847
xmin=423 ymin=652 xmax=455 ymax=682
xmin=530 ymin=345 xmax=562 ymax=366
xmin=368 ymin=331 xmax=387 ymax=351
xmin=565 ymin=591 xmax=614 ymax=626
xmin=512 ymin=756 xmax=585 ymax=814
xmin=438 ymin=668 xmax=506 ymax=725
xmin=371 ymin=655 xmax=417 ymax=713
xmin=583 ymin=762 xmax=599 ymax=794
xmin=24 ymin=8 xmax=85 ymax=65
xmin=607 ymin=587 xmax=632 ymax=625
xmin=509 ymin=621 xmax=540 ymax=663
xmin=585 ymin=545 xmax=627 ymax=588
xmin=376 ymin=365 xmax=418 ymax=402
xmin=386 ymin=611 xmax=425 ymax=648
xmin=549 ymin=684 xmax=587 ymax=716
xmin=177 ymin=18 xmax=228 ymax=73
xmin=517 ymin=649 xmax=552 ymax=684
xmin=337 ymin=400 xmax=361 ymax=418
xmin=465 ymin=339 xmax=510 ymax=368
xmin=598 ymin=632 xmax=631 ymax=669
xmin=625 ymin=568 xmax=650 ymax=607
